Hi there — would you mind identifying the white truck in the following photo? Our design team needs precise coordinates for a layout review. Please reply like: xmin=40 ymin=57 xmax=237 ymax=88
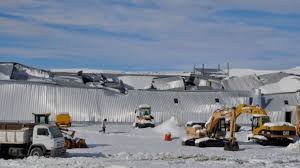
xmin=0 ymin=122 xmax=65 ymax=158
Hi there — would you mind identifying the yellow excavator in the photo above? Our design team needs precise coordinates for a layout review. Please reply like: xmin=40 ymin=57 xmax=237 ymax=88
xmin=182 ymin=104 xmax=297 ymax=148
xmin=296 ymin=105 xmax=300 ymax=135
xmin=182 ymin=107 xmax=239 ymax=151
xmin=230 ymin=104 xmax=296 ymax=146
xmin=33 ymin=113 xmax=88 ymax=149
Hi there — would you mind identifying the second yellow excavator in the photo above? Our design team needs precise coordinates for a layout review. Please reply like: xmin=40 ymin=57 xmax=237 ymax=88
xmin=228 ymin=104 xmax=296 ymax=146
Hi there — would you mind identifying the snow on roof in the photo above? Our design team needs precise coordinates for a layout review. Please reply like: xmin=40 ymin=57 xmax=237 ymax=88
xmin=52 ymin=68 xmax=191 ymax=77
xmin=0 ymin=63 xmax=13 ymax=80
xmin=285 ymin=66 xmax=300 ymax=75
xmin=118 ymin=76 xmax=154 ymax=90
xmin=229 ymin=68 xmax=277 ymax=77
xmin=252 ymin=114 xmax=267 ymax=117
xmin=260 ymin=76 xmax=300 ymax=94
xmin=222 ymin=75 xmax=263 ymax=91
xmin=258 ymin=72 xmax=291 ymax=85
xmin=153 ymin=76 xmax=185 ymax=90
xmin=264 ymin=122 xmax=295 ymax=127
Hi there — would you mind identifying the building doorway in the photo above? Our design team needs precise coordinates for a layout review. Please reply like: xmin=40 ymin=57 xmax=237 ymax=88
xmin=285 ymin=111 xmax=292 ymax=123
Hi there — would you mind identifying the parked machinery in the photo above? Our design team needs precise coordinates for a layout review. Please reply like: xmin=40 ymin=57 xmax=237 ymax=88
xmin=133 ymin=104 xmax=155 ymax=128
xmin=0 ymin=122 xmax=65 ymax=158
xmin=33 ymin=113 xmax=88 ymax=149
xmin=233 ymin=104 xmax=296 ymax=146
xmin=182 ymin=104 xmax=297 ymax=148
xmin=182 ymin=108 xmax=236 ymax=149
xmin=56 ymin=113 xmax=72 ymax=127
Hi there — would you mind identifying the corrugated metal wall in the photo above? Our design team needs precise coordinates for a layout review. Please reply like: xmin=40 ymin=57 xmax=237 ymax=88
xmin=263 ymin=92 xmax=300 ymax=124
xmin=0 ymin=81 xmax=252 ymax=124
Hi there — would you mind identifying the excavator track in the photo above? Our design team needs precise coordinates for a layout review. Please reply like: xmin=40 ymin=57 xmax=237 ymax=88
xmin=181 ymin=138 xmax=196 ymax=146
xmin=255 ymin=138 xmax=293 ymax=146
xmin=195 ymin=139 xmax=225 ymax=148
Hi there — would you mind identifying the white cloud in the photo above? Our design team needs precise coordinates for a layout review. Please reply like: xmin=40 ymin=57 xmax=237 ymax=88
xmin=0 ymin=0 xmax=299 ymax=70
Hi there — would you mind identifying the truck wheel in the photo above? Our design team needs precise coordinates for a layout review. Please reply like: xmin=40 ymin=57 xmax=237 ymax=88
xmin=30 ymin=147 xmax=44 ymax=157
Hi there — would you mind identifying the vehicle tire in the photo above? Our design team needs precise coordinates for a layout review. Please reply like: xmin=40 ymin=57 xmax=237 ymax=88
xmin=65 ymin=139 xmax=73 ymax=149
xmin=29 ymin=147 xmax=44 ymax=157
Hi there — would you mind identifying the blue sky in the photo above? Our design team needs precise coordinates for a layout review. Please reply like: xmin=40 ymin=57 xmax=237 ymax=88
xmin=0 ymin=0 xmax=300 ymax=71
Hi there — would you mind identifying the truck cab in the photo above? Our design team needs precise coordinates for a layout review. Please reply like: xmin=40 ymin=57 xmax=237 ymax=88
xmin=0 ymin=123 xmax=65 ymax=158
xmin=30 ymin=124 xmax=65 ymax=157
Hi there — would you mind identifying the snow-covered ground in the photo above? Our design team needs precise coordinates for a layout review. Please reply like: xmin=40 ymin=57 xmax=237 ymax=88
xmin=1 ymin=118 xmax=300 ymax=168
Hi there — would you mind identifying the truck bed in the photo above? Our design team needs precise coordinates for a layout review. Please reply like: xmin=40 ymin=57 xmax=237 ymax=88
xmin=0 ymin=123 xmax=34 ymax=144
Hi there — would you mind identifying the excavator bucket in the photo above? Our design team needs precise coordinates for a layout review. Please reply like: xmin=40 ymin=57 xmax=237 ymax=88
xmin=74 ymin=138 xmax=88 ymax=148
xmin=64 ymin=137 xmax=88 ymax=149
xmin=224 ymin=141 xmax=239 ymax=151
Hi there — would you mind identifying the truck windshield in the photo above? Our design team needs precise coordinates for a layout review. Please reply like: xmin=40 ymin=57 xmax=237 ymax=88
xmin=140 ymin=108 xmax=151 ymax=116
xmin=49 ymin=126 xmax=63 ymax=138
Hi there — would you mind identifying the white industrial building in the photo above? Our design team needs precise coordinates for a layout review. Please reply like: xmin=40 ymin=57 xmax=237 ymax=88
xmin=0 ymin=62 xmax=299 ymax=125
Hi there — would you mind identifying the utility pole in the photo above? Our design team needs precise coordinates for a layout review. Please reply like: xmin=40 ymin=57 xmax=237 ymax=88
xmin=227 ymin=62 xmax=230 ymax=77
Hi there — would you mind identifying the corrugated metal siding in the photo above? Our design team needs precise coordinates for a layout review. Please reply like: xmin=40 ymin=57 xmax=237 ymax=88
xmin=263 ymin=92 xmax=300 ymax=124
xmin=0 ymin=81 xmax=252 ymax=125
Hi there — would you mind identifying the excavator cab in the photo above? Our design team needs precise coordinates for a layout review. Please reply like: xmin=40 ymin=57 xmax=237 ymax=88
xmin=251 ymin=115 xmax=270 ymax=131
xmin=213 ymin=118 xmax=227 ymax=138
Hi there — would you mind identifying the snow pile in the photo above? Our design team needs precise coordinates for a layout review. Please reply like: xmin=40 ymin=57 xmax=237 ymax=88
xmin=286 ymin=140 xmax=300 ymax=151
xmin=264 ymin=122 xmax=295 ymax=127
xmin=153 ymin=116 xmax=183 ymax=137
xmin=110 ymin=152 xmax=224 ymax=161
xmin=260 ymin=76 xmax=300 ymax=94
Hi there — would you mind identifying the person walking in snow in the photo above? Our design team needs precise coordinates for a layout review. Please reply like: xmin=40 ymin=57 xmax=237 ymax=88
xmin=101 ymin=118 xmax=107 ymax=133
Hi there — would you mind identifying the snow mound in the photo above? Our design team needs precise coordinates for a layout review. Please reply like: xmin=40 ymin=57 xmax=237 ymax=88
xmin=260 ymin=76 xmax=300 ymax=94
xmin=286 ymin=140 xmax=300 ymax=151
xmin=153 ymin=116 xmax=182 ymax=137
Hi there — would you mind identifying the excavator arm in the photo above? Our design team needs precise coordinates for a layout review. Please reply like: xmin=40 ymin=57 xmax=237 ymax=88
xmin=235 ymin=104 xmax=267 ymax=118
xmin=296 ymin=105 xmax=300 ymax=135
xmin=224 ymin=107 xmax=239 ymax=151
